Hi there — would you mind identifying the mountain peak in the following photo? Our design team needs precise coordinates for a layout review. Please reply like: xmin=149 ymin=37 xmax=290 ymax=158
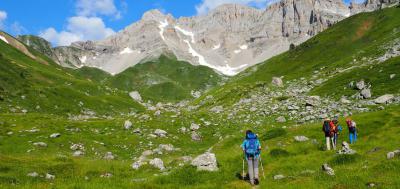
xmin=142 ymin=9 xmax=167 ymax=21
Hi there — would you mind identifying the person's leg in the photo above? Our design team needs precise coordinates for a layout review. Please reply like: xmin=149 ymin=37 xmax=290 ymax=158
xmin=254 ymin=158 xmax=259 ymax=181
xmin=349 ymin=133 xmax=354 ymax=144
xmin=247 ymin=158 xmax=254 ymax=184
xmin=326 ymin=136 xmax=331 ymax=150
xmin=354 ymin=131 xmax=357 ymax=142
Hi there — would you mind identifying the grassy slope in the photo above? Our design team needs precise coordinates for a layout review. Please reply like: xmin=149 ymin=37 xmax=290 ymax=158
xmin=197 ymin=7 xmax=400 ymax=106
xmin=108 ymin=55 xmax=224 ymax=102
xmin=0 ymin=32 xmax=144 ymax=115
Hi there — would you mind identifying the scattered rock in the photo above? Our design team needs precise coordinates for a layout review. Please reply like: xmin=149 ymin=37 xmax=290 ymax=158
xmin=374 ymin=94 xmax=394 ymax=104
xmin=276 ymin=116 xmax=286 ymax=123
xmin=27 ymin=172 xmax=39 ymax=177
xmin=367 ymin=182 xmax=376 ymax=188
xmin=129 ymin=91 xmax=142 ymax=102
xmin=322 ymin=164 xmax=335 ymax=176
xmin=191 ymin=132 xmax=202 ymax=141
xmin=132 ymin=128 xmax=141 ymax=134
xmin=33 ymin=142 xmax=47 ymax=147
xmin=210 ymin=106 xmax=223 ymax=113
xmin=306 ymin=96 xmax=320 ymax=106
xmin=273 ymin=174 xmax=285 ymax=180
xmin=180 ymin=127 xmax=187 ymax=133
xmin=103 ymin=152 xmax=115 ymax=160
xmin=124 ymin=120 xmax=132 ymax=130
xmin=100 ymin=173 xmax=113 ymax=178
xmin=294 ymin=136 xmax=309 ymax=142
xmin=337 ymin=141 xmax=356 ymax=154
xmin=149 ymin=158 xmax=165 ymax=171
xmin=50 ymin=133 xmax=61 ymax=138
xmin=190 ymin=123 xmax=200 ymax=131
xmin=70 ymin=143 xmax=85 ymax=151
xmin=272 ymin=77 xmax=284 ymax=87
xmin=191 ymin=152 xmax=218 ymax=171
xmin=340 ymin=96 xmax=351 ymax=104
xmin=390 ymin=74 xmax=396 ymax=79
xmin=154 ymin=129 xmax=167 ymax=137
xmin=45 ymin=173 xmax=55 ymax=180
xmin=73 ymin=150 xmax=85 ymax=157
xmin=387 ymin=149 xmax=400 ymax=159
xmin=360 ymin=88 xmax=372 ymax=99
xmin=356 ymin=80 xmax=365 ymax=90
xmin=131 ymin=161 xmax=143 ymax=170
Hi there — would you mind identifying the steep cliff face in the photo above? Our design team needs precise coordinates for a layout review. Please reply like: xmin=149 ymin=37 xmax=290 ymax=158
xmin=26 ymin=0 xmax=400 ymax=76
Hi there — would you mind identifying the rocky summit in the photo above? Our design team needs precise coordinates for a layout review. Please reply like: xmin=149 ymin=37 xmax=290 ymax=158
xmin=21 ymin=0 xmax=398 ymax=76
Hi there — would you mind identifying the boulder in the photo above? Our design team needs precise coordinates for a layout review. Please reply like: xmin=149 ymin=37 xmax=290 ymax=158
xmin=191 ymin=152 xmax=218 ymax=171
xmin=70 ymin=143 xmax=85 ymax=151
xmin=149 ymin=158 xmax=165 ymax=171
xmin=158 ymin=144 xmax=175 ymax=152
xmin=390 ymin=74 xmax=396 ymax=79
xmin=129 ymin=91 xmax=142 ymax=102
xmin=356 ymin=80 xmax=365 ymax=90
xmin=360 ymin=88 xmax=372 ymax=99
xmin=73 ymin=150 xmax=85 ymax=157
xmin=27 ymin=172 xmax=39 ymax=177
xmin=154 ymin=129 xmax=167 ymax=137
xmin=272 ymin=77 xmax=284 ymax=87
xmin=131 ymin=161 xmax=143 ymax=170
xmin=103 ymin=152 xmax=115 ymax=160
xmin=191 ymin=132 xmax=202 ymax=141
xmin=50 ymin=133 xmax=61 ymax=138
xmin=374 ymin=94 xmax=394 ymax=104
xmin=124 ymin=120 xmax=132 ymax=130
xmin=340 ymin=96 xmax=351 ymax=104
xmin=273 ymin=174 xmax=285 ymax=180
xmin=33 ymin=142 xmax=47 ymax=147
xmin=294 ymin=136 xmax=309 ymax=142
xmin=190 ymin=123 xmax=200 ymax=131
xmin=276 ymin=116 xmax=286 ymax=123
xmin=46 ymin=173 xmax=55 ymax=180
xmin=322 ymin=164 xmax=335 ymax=176
xmin=337 ymin=141 xmax=356 ymax=154
xmin=387 ymin=149 xmax=400 ymax=159
xmin=306 ymin=96 xmax=321 ymax=106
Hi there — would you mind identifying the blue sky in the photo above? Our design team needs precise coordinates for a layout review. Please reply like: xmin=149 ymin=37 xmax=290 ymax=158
xmin=0 ymin=0 xmax=359 ymax=46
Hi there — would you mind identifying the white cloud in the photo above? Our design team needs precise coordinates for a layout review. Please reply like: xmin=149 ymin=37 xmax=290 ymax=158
xmin=0 ymin=10 xmax=7 ymax=29
xmin=39 ymin=16 xmax=115 ymax=46
xmin=76 ymin=0 xmax=122 ymax=19
xmin=10 ymin=22 xmax=27 ymax=35
xmin=195 ymin=0 xmax=277 ymax=15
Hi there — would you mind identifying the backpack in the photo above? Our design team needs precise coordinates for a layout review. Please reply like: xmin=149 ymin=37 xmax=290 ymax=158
xmin=323 ymin=121 xmax=331 ymax=134
xmin=245 ymin=133 xmax=259 ymax=156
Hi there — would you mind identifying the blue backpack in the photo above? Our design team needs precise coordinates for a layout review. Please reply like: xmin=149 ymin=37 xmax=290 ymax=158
xmin=245 ymin=133 xmax=259 ymax=156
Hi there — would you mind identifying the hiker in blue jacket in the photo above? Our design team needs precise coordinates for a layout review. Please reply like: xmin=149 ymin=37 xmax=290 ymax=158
xmin=241 ymin=130 xmax=262 ymax=185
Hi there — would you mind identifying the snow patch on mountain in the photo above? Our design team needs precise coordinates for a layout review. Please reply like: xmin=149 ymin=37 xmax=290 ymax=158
xmin=79 ymin=56 xmax=87 ymax=63
xmin=158 ymin=19 xmax=169 ymax=41
xmin=120 ymin=47 xmax=136 ymax=55
xmin=240 ymin=45 xmax=248 ymax=50
xmin=175 ymin=26 xmax=195 ymax=43
xmin=212 ymin=44 xmax=221 ymax=50
xmin=0 ymin=35 xmax=9 ymax=44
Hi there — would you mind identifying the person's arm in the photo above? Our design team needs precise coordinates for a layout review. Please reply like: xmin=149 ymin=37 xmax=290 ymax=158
xmin=241 ymin=140 xmax=246 ymax=151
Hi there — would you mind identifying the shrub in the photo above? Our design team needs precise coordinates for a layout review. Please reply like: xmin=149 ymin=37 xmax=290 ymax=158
xmin=269 ymin=149 xmax=290 ymax=158
xmin=261 ymin=128 xmax=287 ymax=141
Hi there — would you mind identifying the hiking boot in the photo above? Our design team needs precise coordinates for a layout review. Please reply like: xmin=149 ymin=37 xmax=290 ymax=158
xmin=254 ymin=178 xmax=259 ymax=185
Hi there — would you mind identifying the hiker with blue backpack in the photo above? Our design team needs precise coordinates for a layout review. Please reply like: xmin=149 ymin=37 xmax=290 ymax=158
xmin=241 ymin=130 xmax=262 ymax=185
xmin=332 ymin=116 xmax=343 ymax=148
xmin=346 ymin=118 xmax=357 ymax=144
xmin=322 ymin=118 xmax=335 ymax=150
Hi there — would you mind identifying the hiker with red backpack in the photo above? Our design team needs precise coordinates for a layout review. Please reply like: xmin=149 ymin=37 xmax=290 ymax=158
xmin=322 ymin=118 xmax=335 ymax=150
xmin=346 ymin=118 xmax=357 ymax=144
xmin=332 ymin=116 xmax=343 ymax=149
xmin=241 ymin=130 xmax=262 ymax=185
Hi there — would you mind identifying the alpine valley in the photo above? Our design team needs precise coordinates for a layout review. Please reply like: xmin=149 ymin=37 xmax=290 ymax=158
xmin=0 ymin=0 xmax=400 ymax=188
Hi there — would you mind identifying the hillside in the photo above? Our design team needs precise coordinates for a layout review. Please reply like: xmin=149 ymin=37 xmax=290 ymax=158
xmin=0 ymin=5 xmax=399 ymax=189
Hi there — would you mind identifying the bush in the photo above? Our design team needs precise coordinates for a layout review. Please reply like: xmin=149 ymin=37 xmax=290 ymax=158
xmin=290 ymin=43 xmax=296 ymax=50
xmin=329 ymin=154 xmax=361 ymax=165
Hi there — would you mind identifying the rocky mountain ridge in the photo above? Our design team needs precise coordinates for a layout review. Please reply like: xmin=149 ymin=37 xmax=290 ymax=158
xmin=23 ymin=0 xmax=400 ymax=76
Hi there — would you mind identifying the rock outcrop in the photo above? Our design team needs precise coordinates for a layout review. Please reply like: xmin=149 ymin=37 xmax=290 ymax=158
xmin=191 ymin=152 xmax=218 ymax=171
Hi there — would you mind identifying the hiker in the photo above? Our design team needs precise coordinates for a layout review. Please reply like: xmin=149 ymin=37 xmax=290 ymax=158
xmin=346 ymin=118 xmax=357 ymax=144
xmin=332 ymin=116 xmax=342 ymax=149
xmin=241 ymin=130 xmax=262 ymax=185
xmin=322 ymin=118 xmax=335 ymax=150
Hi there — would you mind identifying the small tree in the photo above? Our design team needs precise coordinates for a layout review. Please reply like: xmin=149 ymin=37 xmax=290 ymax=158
xmin=289 ymin=43 xmax=295 ymax=50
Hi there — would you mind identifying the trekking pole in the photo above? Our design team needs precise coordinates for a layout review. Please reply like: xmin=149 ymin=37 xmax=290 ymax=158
xmin=242 ymin=157 xmax=245 ymax=180
xmin=259 ymin=156 xmax=266 ymax=180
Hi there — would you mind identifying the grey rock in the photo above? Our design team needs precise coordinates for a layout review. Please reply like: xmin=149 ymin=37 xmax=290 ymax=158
xmin=356 ymin=80 xmax=366 ymax=90
xmin=191 ymin=152 xmax=218 ymax=171
xmin=50 ymin=133 xmax=61 ymax=138
xmin=276 ymin=116 xmax=286 ymax=123
xmin=272 ymin=77 xmax=283 ymax=87
xmin=191 ymin=132 xmax=202 ymax=141
xmin=73 ymin=150 xmax=85 ymax=157
xmin=337 ymin=141 xmax=356 ymax=154
xmin=154 ymin=129 xmax=168 ymax=137
xmin=103 ymin=152 xmax=115 ymax=160
xmin=33 ymin=142 xmax=47 ymax=147
xmin=45 ymin=173 xmax=55 ymax=180
xmin=360 ymin=88 xmax=372 ymax=99
xmin=387 ymin=149 xmax=400 ymax=159
xmin=124 ymin=120 xmax=133 ymax=130
xmin=294 ymin=136 xmax=309 ymax=142
xmin=129 ymin=91 xmax=142 ymax=102
xmin=273 ymin=174 xmax=285 ymax=180
xmin=27 ymin=172 xmax=39 ymax=177
xmin=131 ymin=161 xmax=143 ymax=170
xmin=374 ymin=94 xmax=394 ymax=104
xmin=149 ymin=158 xmax=165 ymax=170
xmin=190 ymin=123 xmax=200 ymax=131
xmin=390 ymin=74 xmax=396 ymax=79
xmin=322 ymin=164 xmax=335 ymax=176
